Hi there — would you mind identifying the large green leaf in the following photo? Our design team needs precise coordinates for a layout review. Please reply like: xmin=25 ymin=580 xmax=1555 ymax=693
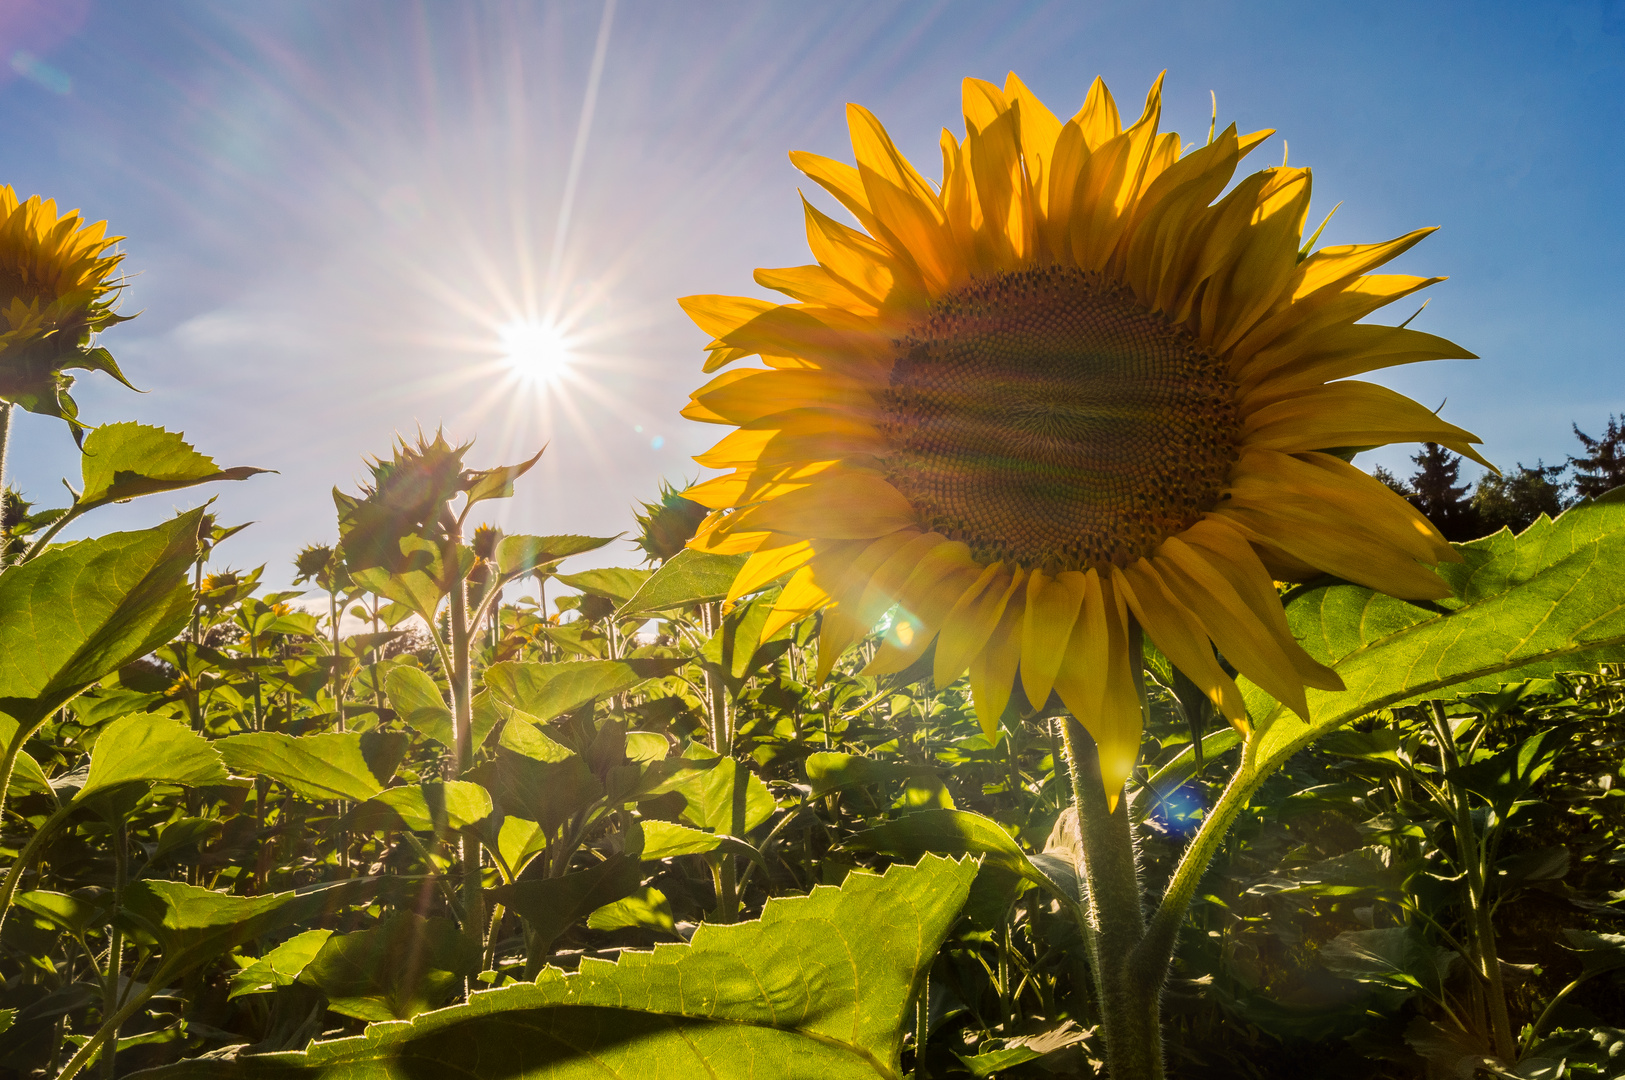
xmin=357 ymin=781 xmax=494 ymax=835
xmin=75 ymin=422 xmax=268 ymax=512
xmin=554 ymin=567 xmax=652 ymax=604
xmin=1247 ymin=497 xmax=1625 ymax=775
xmin=484 ymin=658 xmax=685 ymax=723
xmin=217 ymin=732 xmax=409 ymax=802
xmin=644 ymin=750 xmax=775 ymax=835
xmin=74 ymin=714 xmax=228 ymax=804
xmin=383 ymin=666 xmax=454 ymax=747
xmin=468 ymin=747 xmax=601 ymax=836
xmin=117 ymin=878 xmax=375 ymax=985
xmin=617 ymin=549 xmax=747 ymax=617
xmin=138 ymin=855 xmax=976 ymax=1080
xmin=229 ymin=929 xmax=335 ymax=1000
xmin=299 ymin=913 xmax=479 ymax=1023
xmin=488 ymin=855 xmax=643 ymax=956
xmin=495 ymin=534 xmax=618 ymax=578
xmin=846 ymin=808 xmax=1079 ymax=914
xmin=0 ymin=509 xmax=203 ymax=731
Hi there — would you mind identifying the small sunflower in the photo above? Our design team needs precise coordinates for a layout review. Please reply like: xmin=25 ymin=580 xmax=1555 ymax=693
xmin=0 ymin=187 xmax=135 ymax=426
xmin=678 ymin=74 xmax=1485 ymax=798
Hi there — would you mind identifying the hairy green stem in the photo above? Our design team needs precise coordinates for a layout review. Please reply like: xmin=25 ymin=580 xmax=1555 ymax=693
xmin=0 ymin=799 xmax=69 ymax=941
xmin=0 ymin=401 xmax=11 ymax=572
xmin=1428 ymin=701 xmax=1516 ymax=1061
xmin=103 ymin=818 xmax=129 ymax=1080
xmin=54 ymin=980 xmax=155 ymax=1080
xmin=1063 ymin=718 xmax=1162 ymax=1080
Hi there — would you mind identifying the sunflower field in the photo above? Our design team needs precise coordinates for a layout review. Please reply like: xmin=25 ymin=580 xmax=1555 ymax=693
xmin=3 ymin=73 xmax=1625 ymax=1080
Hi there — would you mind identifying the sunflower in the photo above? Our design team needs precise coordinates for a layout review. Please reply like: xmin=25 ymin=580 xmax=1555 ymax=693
xmin=0 ymin=186 xmax=133 ymax=425
xmin=678 ymin=73 xmax=1485 ymax=798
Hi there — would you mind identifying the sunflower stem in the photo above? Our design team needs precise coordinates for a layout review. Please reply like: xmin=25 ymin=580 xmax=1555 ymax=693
xmin=1427 ymin=700 xmax=1517 ymax=1062
xmin=0 ymin=401 xmax=11 ymax=571
xmin=1060 ymin=712 xmax=1163 ymax=1080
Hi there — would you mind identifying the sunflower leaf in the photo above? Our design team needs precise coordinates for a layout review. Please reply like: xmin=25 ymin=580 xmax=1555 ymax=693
xmin=216 ymin=732 xmax=409 ymax=802
xmin=0 ymin=509 xmax=203 ymax=735
xmin=483 ymin=658 xmax=686 ymax=723
xmin=1247 ymin=494 xmax=1625 ymax=774
xmin=617 ymin=549 xmax=748 ymax=617
xmin=133 ymin=854 xmax=976 ymax=1080
xmin=75 ymin=422 xmax=269 ymax=512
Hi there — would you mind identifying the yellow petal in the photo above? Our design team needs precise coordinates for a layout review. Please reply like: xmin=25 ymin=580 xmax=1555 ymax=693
xmin=1239 ymin=323 xmax=1476 ymax=401
xmin=801 ymin=196 xmax=926 ymax=311
xmin=969 ymin=588 xmax=1026 ymax=741
xmin=678 ymin=294 xmax=777 ymax=340
xmin=1053 ymin=568 xmax=1109 ymax=733
xmin=1115 ymin=561 xmax=1245 ymax=724
xmin=690 ymin=367 xmax=875 ymax=427
xmin=1071 ymin=76 xmax=1122 ymax=150
xmin=1178 ymin=517 xmax=1343 ymax=689
xmin=744 ymin=471 xmax=917 ymax=540
xmin=847 ymin=103 xmax=963 ymax=294
xmin=866 ymin=541 xmax=983 ymax=675
xmin=931 ymin=562 xmax=1002 ymax=685
xmin=754 ymin=264 xmax=875 ymax=312
xmin=1002 ymin=71 xmax=1063 ymax=214
xmin=813 ymin=531 xmax=921 ymax=681
xmin=761 ymin=563 xmax=836 ymax=643
xmin=1213 ymin=505 xmax=1454 ymax=600
xmin=1242 ymin=381 xmax=1492 ymax=469
xmin=853 ymin=531 xmax=956 ymax=630
xmin=934 ymin=565 xmax=1022 ymax=688
xmin=728 ymin=536 xmax=816 ymax=604
xmin=1020 ymin=569 xmax=1088 ymax=709
xmin=1154 ymin=539 xmax=1323 ymax=717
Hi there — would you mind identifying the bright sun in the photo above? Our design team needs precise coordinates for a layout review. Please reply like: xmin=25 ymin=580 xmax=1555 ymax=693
xmin=498 ymin=319 xmax=572 ymax=383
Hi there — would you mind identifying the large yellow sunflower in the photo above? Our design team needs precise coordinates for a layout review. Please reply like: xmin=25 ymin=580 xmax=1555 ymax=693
xmin=678 ymin=73 xmax=1484 ymax=798
xmin=0 ymin=186 xmax=132 ymax=423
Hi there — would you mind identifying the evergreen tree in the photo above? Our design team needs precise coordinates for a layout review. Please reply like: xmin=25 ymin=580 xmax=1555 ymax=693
xmin=1369 ymin=464 xmax=1411 ymax=498
xmin=1406 ymin=442 xmax=1480 ymax=542
xmin=1570 ymin=415 xmax=1625 ymax=499
xmin=1473 ymin=460 xmax=1566 ymax=534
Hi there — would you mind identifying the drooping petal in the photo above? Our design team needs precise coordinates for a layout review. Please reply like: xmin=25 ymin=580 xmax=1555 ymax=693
xmin=1019 ymin=568 xmax=1088 ymax=709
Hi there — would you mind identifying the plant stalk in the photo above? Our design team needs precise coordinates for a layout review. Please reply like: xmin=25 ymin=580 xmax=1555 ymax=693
xmin=0 ymin=400 xmax=10 ymax=571
xmin=1061 ymin=717 xmax=1163 ymax=1080
xmin=1427 ymin=701 xmax=1516 ymax=1061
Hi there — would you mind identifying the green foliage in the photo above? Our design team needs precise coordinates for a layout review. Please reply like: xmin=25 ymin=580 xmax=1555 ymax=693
xmin=141 ymin=856 xmax=975 ymax=1080
xmin=5 ymin=320 xmax=1625 ymax=1078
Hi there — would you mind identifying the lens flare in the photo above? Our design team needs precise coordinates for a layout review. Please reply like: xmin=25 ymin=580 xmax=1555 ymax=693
xmin=498 ymin=319 xmax=572 ymax=383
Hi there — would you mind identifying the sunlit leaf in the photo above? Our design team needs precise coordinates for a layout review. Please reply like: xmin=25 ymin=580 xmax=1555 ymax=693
xmin=74 ymin=714 xmax=227 ymax=804
xmin=1248 ymin=495 xmax=1625 ymax=775
xmin=617 ymin=549 xmax=747 ymax=617
xmin=484 ymin=658 xmax=685 ymax=723
xmin=299 ymin=913 xmax=479 ymax=1023
xmin=462 ymin=449 xmax=544 ymax=509
xmin=0 ymin=509 xmax=203 ymax=733
xmin=143 ymin=855 xmax=976 ymax=1080
xmin=359 ymin=781 xmax=494 ymax=835
xmin=554 ymin=567 xmax=652 ymax=604
xmin=75 ymin=422 xmax=268 ymax=512
xmin=643 ymin=749 xmax=774 ymax=835
xmin=846 ymin=808 xmax=1079 ymax=913
xmin=217 ymin=731 xmax=408 ymax=802
xmin=229 ymin=929 xmax=335 ymax=999
xmin=494 ymin=534 xmax=617 ymax=579
xmin=488 ymin=855 xmax=643 ymax=957
xmin=117 ymin=877 xmax=377 ymax=986
xmin=586 ymin=886 xmax=674 ymax=934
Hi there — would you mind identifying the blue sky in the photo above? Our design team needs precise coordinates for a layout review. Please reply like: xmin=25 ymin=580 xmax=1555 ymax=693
xmin=4 ymin=0 xmax=1623 ymax=583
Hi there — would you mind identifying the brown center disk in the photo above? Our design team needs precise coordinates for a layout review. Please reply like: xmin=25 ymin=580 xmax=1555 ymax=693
xmin=880 ymin=266 xmax=1242 ymax=571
